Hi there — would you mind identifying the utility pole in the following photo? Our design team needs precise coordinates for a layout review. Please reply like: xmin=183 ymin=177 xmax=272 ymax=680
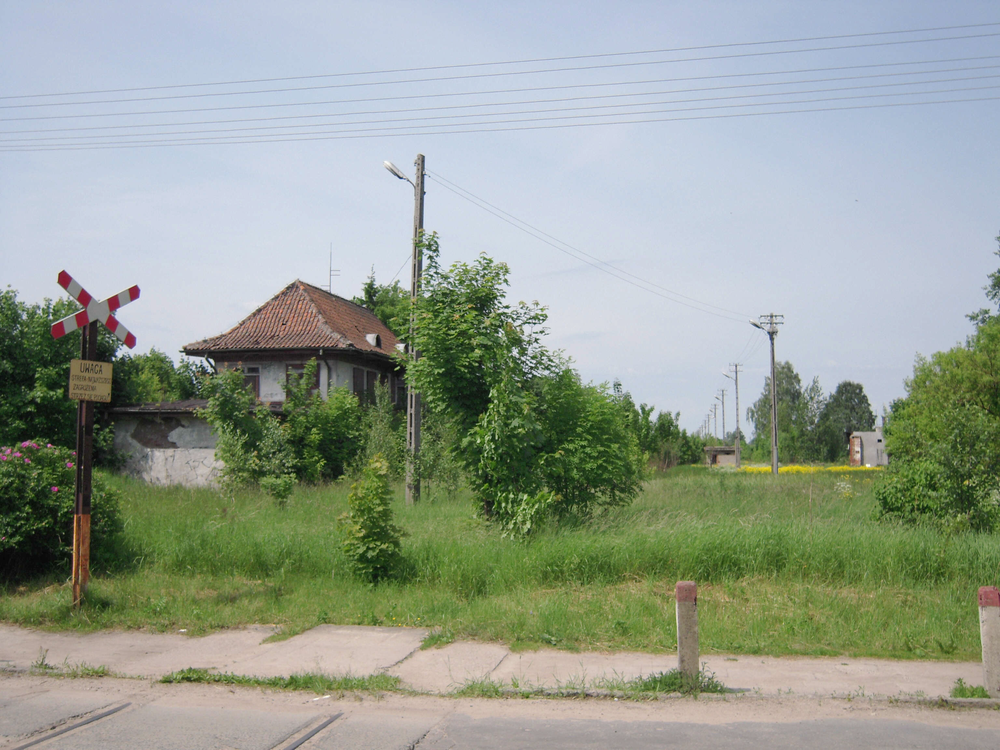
xmin=724 ymin=364 xmax=742 ymax=468
xmin=407 ymin=154 xmax=425 ymax=504
xmin=712 ymin=402 xmax=718 ymax=441
xmin=751 ymin=314 xmax=784 ymax=475
xmin=384 ymin=154 xmax=425 ymax=504
xmin=716 ymin=389 xmax=726 ymax=444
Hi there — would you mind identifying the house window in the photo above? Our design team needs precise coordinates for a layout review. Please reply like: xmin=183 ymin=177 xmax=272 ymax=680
xmin=394 ymin=374 xmax=407 ymax=407
xmin=286 ymin=364 xmax=319 ymax=395
xmin=242 ymin=366 xmax=260 ymax=398
xmin=353 ymin=367 xmax=381 ymax=403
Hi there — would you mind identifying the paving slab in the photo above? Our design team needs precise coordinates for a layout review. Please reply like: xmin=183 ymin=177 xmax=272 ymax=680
xmin=391 ymin=642 xmax=510 ymax=693
xmin=0 ymin=624 xmax=276 ymax=677
xmin=701 ymin=654 xmax=983 ymax=699
xmin=493 ymin=650 xmax=675 ymax=690
xmin=223 ymin=625 xmax=429 ymax=678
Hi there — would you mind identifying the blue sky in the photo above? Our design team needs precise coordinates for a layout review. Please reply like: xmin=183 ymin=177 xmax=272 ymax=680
xmin=2 ymin=2 xmax=998 ymax=436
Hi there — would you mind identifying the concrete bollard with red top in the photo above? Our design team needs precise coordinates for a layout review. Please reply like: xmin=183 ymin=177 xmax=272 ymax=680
xmin=676 ymin=581 xmax=699 ymax=679
xmin=980 ymin=586 xmax=1000 ymax=698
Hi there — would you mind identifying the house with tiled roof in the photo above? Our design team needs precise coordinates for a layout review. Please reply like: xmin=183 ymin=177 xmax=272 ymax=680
xmin=111 ymin=281 xmax=404 ymax=487
xmin=183 ymin=280 xmax=404 ymax=405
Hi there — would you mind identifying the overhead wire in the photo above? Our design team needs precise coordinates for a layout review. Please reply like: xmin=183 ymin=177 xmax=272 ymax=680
xmin=426 ymin=171 xmax=751 ymax=323
xmin=5 ymin=21 xmax=997 ymax=101
xmin=3 ymin=28 xmax=999 ymax=112
xmin=2 ymin=60 xmax=999 ymax=140
xmin=5 ymin=69 xmax=1000 ymax=145
xmin=4 ymin=90 xmax=996 ymax=151
xmin=4 ymin=54 xmax=997 ymax=127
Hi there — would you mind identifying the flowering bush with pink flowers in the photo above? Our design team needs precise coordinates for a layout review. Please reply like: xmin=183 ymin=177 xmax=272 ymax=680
xmin=0 ymin=441 xmax=123 ymax=580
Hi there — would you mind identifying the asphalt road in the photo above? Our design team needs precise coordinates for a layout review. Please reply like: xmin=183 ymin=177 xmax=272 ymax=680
xmin=3 ymin=675 xmax=999 ymax=750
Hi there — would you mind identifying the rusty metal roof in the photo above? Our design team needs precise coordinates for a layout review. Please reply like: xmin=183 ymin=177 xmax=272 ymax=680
xmin=183 ymin=280 xmax=400 ymax=357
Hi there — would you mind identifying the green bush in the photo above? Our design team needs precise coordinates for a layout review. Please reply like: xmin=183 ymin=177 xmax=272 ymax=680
xmin=338 ymin=456 xmax=404 ymax=583
xmin=351 ymin=381 xmax=404 ymax=480
xmin=408 ymin=236 xmax=644 ymax=530
xmin=283 ymin=361 xmax=362 ymax=482
xmin=199 ymin=369 xmax=297 ymax=502
xmin=0 ymin=440 xmax=124 ymax=581
xmin=469 ymin=367 xmax=646 ymax=534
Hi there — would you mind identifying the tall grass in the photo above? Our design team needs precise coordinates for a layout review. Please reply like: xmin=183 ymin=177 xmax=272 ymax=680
xmin=2 ymin=467 xmax=997 ymax=659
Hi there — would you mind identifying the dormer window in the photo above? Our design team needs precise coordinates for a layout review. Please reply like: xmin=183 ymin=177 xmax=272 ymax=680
xmin=365 ymin=333 xmax=381 ymax=348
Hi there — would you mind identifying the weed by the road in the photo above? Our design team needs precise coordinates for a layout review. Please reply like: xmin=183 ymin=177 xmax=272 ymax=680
xmin=30 ymin=648 xmax=53 ymax=671
xmin=159 ymin=667 xmax=400 ymax=696
xmin=628 ymin=667 xmax=727 ymax=696
xmin=951 ymin=678 xmax=991 ymax=699
xmin=28 ymin=649 xmax=110 ymax=678
xmin=421 ymin=627 xmax=455 ymax=649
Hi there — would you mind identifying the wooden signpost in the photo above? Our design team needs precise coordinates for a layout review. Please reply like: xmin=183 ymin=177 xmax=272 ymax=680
xmin=50 ymin=271 xmax=139 ymax=607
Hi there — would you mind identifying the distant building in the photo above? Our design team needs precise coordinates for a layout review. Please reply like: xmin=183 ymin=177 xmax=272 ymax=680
xmin=704 ymin=445 xmax=737 ymax=467
xmin=848 ymin=426 xmax=888 ymax=467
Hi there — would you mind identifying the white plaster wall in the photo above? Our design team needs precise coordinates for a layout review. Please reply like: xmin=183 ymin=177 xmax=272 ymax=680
xmin=114 ymin=415 xmax=222 ymax=487
xmin=124 ymin=448 xmax=222 ymax=487
xmin=330 ymin=359 xmax=352 ymax=389
xmin=259 ymin=361 xmax=286 ymax=402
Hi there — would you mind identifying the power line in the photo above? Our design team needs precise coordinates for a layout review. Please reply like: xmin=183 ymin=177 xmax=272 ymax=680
xmin=4 ymin=21 xmax=997 ymax=101
xmin=426 ymin=171 xmax=751 ymax=323
xmin=6 ymin=68 xmax=999 ymax=143
xmin=4 ymin=89 xmax=995 ymax=151
xmin=5 ymin=54 xmax=997 ymax=125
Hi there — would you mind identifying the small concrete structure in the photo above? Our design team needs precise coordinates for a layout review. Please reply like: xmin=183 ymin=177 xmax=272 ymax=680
xmin=676 ymin=581 xmax=699 ymax=679
xmin=849 ymin=426 xmax=888 ymax=467
xmin=704 ymin=445 xmax=737 ymax=467
xmin=112 ymin=401 xmax=222 ymax=487
xmin=980 ymin=586 xmax=1000 ymax=698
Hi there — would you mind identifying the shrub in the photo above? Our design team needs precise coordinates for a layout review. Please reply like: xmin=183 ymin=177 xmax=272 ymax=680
xmin=351 ymin=381 xmax=404 ymax=480
xmin=283 ymin=361 xmax=362 ymax=482
xmin=199 ymin=369 xmax=297 ymax=502
xmin=0 ymin=440 xmax=124 ymax=581
xmin=338 ymin=456 xmax=404 ymax=583
xmin=468 ymin=367 xmax=645 ymax=533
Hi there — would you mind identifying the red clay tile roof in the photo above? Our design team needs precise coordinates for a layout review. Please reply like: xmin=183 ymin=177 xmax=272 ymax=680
xmin=183 ymin=280 xmax=400 ymax=357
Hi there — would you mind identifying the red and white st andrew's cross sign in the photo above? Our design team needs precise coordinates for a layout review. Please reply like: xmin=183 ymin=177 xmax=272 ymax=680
xmin=50 ymin=270 xmax=140 ymax=349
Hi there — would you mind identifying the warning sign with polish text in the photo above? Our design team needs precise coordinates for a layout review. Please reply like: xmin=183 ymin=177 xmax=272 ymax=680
xmin=68 ymin=359 xmax=113 ymax=402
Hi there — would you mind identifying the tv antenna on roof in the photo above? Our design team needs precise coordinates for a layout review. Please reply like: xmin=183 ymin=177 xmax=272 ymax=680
xmin=322 ymin=243 xmax=340 ymax=293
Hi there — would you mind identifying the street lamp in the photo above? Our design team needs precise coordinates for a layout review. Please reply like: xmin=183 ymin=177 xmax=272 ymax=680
xmin=750 ymin=315 xmax=783 ymax=476
xmin=722 ymin=365 xmax=742 ymax=468
xmin=385 ymin=155 xmax=425 ymax=504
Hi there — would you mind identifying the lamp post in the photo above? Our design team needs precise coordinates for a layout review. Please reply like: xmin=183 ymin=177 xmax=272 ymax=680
xmin=723 ymin=364 xmax=742 ymax=468
xmin=716 ymin=389 xmax=726 ymax=444
xmin=750 ymin=314 xmax=783 ymax=475
xmin=384 ymin=155 xmax=425 ymax=504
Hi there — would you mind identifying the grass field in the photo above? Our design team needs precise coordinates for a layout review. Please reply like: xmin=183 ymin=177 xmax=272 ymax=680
xmin=2 ymin=465 xmax=998 ymax=660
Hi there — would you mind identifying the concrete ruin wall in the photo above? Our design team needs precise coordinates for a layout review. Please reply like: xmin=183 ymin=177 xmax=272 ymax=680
xmin=114 ymin=414 xmax=222 ymax=487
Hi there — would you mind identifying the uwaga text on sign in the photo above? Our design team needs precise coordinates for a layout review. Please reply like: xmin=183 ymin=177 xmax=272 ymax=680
xmin=68 ymin=359 xmax=113 ymax=403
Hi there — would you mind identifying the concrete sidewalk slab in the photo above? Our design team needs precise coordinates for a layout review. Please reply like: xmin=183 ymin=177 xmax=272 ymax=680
xmin=0 ymin=624 xmax=428 ymax=680
xmin=701 ymin=654 xmax=982 ymax=699
xmin=0 ymin=624 xmax=276 ymax=677
xmin=391 ymin=641 xmax=510 ymax=693
xmin=225 ymin=625 xmax=429 ymax=678
xmin=0 ymin=624 xmax=985 ymax=699
xmin=493 ymin=650 xmax=674 ymax=690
